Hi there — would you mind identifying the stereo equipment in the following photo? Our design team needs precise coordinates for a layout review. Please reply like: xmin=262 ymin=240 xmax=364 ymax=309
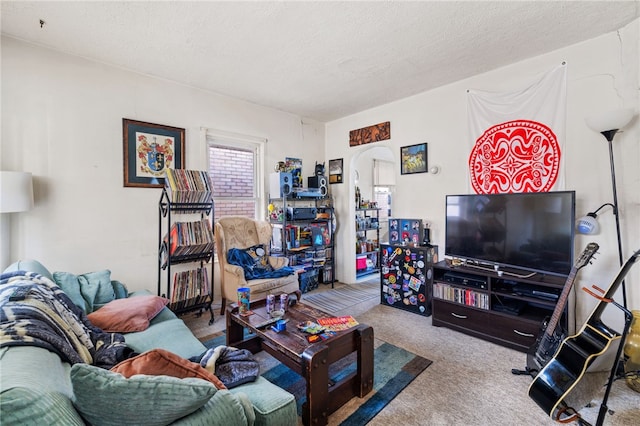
xmin=442 ymin=271 xmax=488 ymax=290
xmin=286 ymin=207 xmax=317 ymax=220
xmin=308 ymin=175 xmax=328 ymax=197
xmin=269 ymin=172 xmax=292 ymax=197
xmin=293 ymin=188 xmax=325 ymax=198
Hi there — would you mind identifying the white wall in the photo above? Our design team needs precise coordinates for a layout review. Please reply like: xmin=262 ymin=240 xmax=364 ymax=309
xmin=326 ymin=20 xmax=640 ymax=323
xmin=1 ymin=36 xmax=324 ymax=298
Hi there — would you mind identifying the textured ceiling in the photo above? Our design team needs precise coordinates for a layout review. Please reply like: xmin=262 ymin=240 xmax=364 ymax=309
xmin=2 ymin=1 xmax=639 ymax=122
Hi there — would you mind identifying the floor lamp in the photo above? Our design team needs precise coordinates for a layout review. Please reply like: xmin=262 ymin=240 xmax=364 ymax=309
xmin=581 ymin=108 xmax=635 ymax=426
xmin=0 ymin=171 xmax=34 ymax=270
xmin=579 ymin=108 xmax=635 ymax=308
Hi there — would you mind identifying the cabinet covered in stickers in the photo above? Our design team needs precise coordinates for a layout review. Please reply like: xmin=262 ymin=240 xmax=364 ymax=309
xmin=380 ymin=244 xmax=438 ymax=316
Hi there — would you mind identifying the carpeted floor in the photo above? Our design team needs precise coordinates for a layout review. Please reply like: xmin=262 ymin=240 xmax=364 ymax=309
xmin=183 ymin=280 xmax=640 ymax=425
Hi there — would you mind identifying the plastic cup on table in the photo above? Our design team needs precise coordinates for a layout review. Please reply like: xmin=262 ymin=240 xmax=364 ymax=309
xmin=237 ymin=287 xmax=250 ymax=315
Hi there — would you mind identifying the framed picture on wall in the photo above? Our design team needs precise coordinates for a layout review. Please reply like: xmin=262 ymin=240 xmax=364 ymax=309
xmin=329 ymin=158 xmax=343 ymax=184
xmin=123 ymin=119 xmax=185 ymax=188
xmin=400 ymin=143 xmax=428 ymax=175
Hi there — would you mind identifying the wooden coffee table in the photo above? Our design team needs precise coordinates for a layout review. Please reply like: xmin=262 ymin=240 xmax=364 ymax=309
xmin=226 ymin=299 xmax=374 ymax=426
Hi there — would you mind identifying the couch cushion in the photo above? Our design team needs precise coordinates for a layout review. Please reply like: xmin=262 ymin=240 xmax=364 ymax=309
xmin=231 ymin=376 xmax=297 ymax=426
xmin=1 ymin=387 xmax=85 ymax=426
xmin=111 ymin=348 xmax=226 ymax=390
xmin=0 ymin=346 xmax=84 ymax=425
xmin=123 ymin=318 xmax=206 ymax=360
xmin=71 ymin=363 xmax=216 ymax=426
xmin=2 ymin=259 xmax=53 ymax=280
xmin=87 ymin=295 xmax=168 ymax=332
xmin=172 ymin=390 xmax=254 ymax=426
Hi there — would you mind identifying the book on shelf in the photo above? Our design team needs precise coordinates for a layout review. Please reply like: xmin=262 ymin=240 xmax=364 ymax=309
xmin=164 ymin=169 xmax=213 ymax=204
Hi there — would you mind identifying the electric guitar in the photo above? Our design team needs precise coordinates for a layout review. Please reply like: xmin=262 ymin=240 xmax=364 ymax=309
xmin=525 ymin=242 xmax=599 ymax=375
xmin=528 ymin=248 xmax=640 ymax=422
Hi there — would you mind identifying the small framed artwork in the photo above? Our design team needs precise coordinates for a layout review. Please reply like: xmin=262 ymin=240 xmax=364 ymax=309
xmin=328 ymin=158 xmax=343 ymax=184
xmin=400 ymin=143 xmax=428 ymax=175
xmin=123 ymin=119 xmax=185 ymax=188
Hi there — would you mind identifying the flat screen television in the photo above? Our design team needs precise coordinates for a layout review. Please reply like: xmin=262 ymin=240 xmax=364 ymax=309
xmin=445 ymin=191 xmax=575 ymax=277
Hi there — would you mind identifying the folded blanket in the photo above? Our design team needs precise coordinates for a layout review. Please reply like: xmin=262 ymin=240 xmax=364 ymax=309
xmin=227 ymin=248 xmax=295 ymax=280
xmin=0 ymin=270 xmax=134 ymax=368
xmin=196 ymin=345 xmax=259 ymax=389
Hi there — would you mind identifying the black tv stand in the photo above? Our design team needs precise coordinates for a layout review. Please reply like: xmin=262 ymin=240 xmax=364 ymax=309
xmin=432 ymin=260 xmax=568 ymax=352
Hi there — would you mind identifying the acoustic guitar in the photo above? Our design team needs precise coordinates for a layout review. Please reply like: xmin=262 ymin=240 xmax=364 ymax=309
xmin=525 ymin=242 xmax=599 ymax=375
xmin=528 ymin=248 xmax=640 ymax=422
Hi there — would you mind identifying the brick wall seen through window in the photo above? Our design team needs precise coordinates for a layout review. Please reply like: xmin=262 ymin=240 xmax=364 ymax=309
xmin=208 ymin=145 xmax=257 ymax=219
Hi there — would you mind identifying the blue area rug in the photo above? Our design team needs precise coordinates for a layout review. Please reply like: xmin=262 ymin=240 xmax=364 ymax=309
xmin=202 ymin=333 xmax=432 ymax=425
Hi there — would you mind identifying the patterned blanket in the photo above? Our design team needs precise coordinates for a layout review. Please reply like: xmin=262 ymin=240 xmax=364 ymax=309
xmin=0 ymin=271 xmax=133 ymax=368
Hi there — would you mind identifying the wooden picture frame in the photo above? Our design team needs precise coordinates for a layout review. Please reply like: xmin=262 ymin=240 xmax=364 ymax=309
xmin=400 ymin=143 xmax=428 ymax=175
xmin=123 ymin=119 xmax=185 ymax=188
xmin=328 ymin=158 xmax=343 ymax=184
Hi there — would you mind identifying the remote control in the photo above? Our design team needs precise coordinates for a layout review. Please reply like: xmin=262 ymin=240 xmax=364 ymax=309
xmin=9 ymin=285 xmax=34 ymax=301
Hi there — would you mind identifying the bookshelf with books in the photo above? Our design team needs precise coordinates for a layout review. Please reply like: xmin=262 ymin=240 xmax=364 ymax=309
xmin=158 ymin=169 xmax=215 ymax=324
xmin=269 ymin=194 xmax=336 ymax=291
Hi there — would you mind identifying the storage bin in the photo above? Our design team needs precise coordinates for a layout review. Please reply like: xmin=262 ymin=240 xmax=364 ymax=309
xmin=299 ymin=268 xmax=319 ymax=293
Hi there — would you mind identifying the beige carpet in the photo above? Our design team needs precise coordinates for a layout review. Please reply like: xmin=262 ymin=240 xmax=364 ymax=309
xmin=183 ymin=281 xmax=640 ymax=425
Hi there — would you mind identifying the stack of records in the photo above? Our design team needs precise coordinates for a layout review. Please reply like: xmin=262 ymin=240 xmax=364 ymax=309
xmin=164 ymin=169 xmax=213 ymax=204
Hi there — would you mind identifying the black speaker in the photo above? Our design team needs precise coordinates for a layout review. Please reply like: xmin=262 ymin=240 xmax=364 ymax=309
xmin=269 ymin=172 xmax=292 ymax=197
xmin=308 ymin=175 xmax=328 ymax=197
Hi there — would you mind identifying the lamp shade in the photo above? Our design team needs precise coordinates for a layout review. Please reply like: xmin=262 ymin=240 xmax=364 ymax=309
xmin=585 ymin=108 xmax=635 ymax=133
xmin=0 ymin=171 xmax=34 ymax=213
xmin=576 ymin=213 xmax=599 ymax=235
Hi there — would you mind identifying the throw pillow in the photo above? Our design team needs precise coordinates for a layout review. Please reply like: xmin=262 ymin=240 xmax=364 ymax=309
xmin=53 ymin=269 xmax=116 ymax=313
xmin=111 ymin=348 xmax=226 ymax=390
xmin=70 ymin=363 xmax=216 ymax=426
xmin=243 ymin=244 xmax=273 ymax=273
xmin=52 ymin=271 xmax=89 ymax=312
xmin=87 ymin=295 xmax=168 ymax=333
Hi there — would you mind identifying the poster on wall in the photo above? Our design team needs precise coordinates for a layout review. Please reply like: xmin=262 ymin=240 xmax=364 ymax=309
xmin=329 ymin=158 xmax=343 ymax=184
xmin=285 ymin=157 xmax=303 ymax=188
xmin=400 ymin=143 xmax=428 ymax=175
xmin=123 ymin=118 xmax=185 ymax=188
xmin=467 ymin=63 xmax=567 ymax=194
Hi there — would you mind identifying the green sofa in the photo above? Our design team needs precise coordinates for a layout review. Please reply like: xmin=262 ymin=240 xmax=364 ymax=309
xmin=0 ymin=260 xmax=297 ymax=426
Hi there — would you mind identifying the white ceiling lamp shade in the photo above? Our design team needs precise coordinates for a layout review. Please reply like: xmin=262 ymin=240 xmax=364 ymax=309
xmin=0 ymin=171 xmax=34 ymax=213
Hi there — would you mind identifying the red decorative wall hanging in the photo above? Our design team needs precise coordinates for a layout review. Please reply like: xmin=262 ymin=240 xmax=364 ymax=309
xmin=468 ymin=119 xmax=560 ymax=194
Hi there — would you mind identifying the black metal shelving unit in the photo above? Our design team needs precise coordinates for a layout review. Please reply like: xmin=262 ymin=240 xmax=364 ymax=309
xmin=269 ymin=194 xmax=336 ymax=291
xmin=356 ymin=207 xmax=380 ymax=279
xmin=158 ymin=188 xmax=215 ymax=324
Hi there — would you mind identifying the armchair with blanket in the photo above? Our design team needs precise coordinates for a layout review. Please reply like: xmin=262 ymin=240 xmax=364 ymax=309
xmin=215 ymin=216 xmax=301 ymax=315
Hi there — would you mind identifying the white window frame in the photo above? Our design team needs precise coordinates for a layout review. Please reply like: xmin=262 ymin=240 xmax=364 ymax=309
xmin=202 ymin=128 xmax=266 ymax=220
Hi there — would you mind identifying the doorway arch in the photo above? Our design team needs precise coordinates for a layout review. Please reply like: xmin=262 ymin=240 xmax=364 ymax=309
xmin=344 ymin=145 xmax=395 ymax=283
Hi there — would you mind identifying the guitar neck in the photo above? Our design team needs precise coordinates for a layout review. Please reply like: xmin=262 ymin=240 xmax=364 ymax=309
xmin=589 ymin=249 xmax=640 ymax=325
xmin=544 ymin=270 xmax=576 ymax=336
